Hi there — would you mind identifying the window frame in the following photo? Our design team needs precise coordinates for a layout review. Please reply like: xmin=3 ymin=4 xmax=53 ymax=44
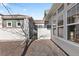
xmin=67 ymin=3 xmax=79 ymax=43
xmin=58 ymin=15 xmax=63 ymax=26
xmin=53 ymin=28 xmax=56 ymax=35
xmin=47 ymin=25 xmax=51 ymax=29
xmin=58 ymin=4 xmax=64 ymax=13
xmin=16 ymin=21 xmax=21 ymax=27
xmin=7 ymin=21 xmax=12 ymax=27
xmin=58 ymin=26 xmax=64 ymax=38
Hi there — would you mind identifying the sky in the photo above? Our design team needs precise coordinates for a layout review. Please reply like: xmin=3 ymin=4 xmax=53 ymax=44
xmin=0 ymin=3 xmax=52 ymax=20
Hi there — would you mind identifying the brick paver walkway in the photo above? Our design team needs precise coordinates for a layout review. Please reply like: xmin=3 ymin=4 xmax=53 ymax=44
xmin=0 ymin=41 xmax=25 ymax=56
xmin=0 ymin=39 xmax=67 ymax=56
xmin=26 ymin=39 xmax=66 ymax=56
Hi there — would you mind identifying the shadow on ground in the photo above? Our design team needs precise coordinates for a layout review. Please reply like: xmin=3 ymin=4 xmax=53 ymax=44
xmin=26 ymin=39 xmax=66 ymax=56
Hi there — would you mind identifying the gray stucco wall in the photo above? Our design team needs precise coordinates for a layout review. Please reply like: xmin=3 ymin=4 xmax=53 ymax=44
xmin=2 ymin=19 xmax=24 ymax=28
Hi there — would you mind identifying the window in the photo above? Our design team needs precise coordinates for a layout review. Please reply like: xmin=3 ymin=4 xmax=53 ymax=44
xmin=77 ymin=3 xmax=79 ymax=13
xmin=7 ymin=21 xmax=12 ymax=27
xmin=18 ymin=23 xmax=20 ymax=25
xmin=47 ymin=25 xmax=51 ymax=29
xmin=58 ymin=27 xmax=64 ymax=38
xmin=67 ymin=25 xmax=79 ymax=42
xmin=67 ymin=16 xmax=75 ymax=24
xmin=67 ymin=4 xmax=79 ymax=43
xmin=58 ymin=4 xmax=64 ymax=13
xmin=16 ymin=22 xmax=21 ymax=27
xmin=17 ymin=22 xmax=21 ymax=26
xmin=53 ymin=28 xmax=56 ymax=35
xmin=58 ymin=15 xmax=63 ymax=26
xmin=53 ymin=20 xmax=56 ymax=25
xmin=67 ymin=4 xmax=79 ymax=24
xmin=38 ymin=25 xmax=44 ymax=28
xmin=67 ymin=3 xmax=70 ymax=5
xmin=57 ymin=15 xmax=64 ymax=38
xmin=8 ymin=23 xmax=11 ymax=26
xmin=45 ymin=21 xmax=48 ymax=24
xmin=53 ymin=19 xmax=56 ymax=35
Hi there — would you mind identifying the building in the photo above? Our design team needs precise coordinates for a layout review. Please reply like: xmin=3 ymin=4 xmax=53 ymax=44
xmin=44 ymin=3 xmax=79 ymax=55
xmin=44 ymin=10 xmax=51 ymax=29
xmin=0 ymin=14 xmax=36 ymax=41
xmin=34 ymin=20 xmax=51 ymax=39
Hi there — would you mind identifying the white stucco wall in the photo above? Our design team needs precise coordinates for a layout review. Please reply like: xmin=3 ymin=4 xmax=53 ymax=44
xmin=0 ymin=16 xmax=2 ymax=28
xmin=0 ymin=28 xmax=25 ymax=42
xmin=0 ymin=17 xmax=30 ymax=41
xmin=38 ymin=28 xmax=51 ymax=39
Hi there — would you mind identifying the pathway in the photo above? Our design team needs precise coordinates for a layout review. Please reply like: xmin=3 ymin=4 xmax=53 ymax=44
xmin=26 ymin=39 xmax=66 ymax=56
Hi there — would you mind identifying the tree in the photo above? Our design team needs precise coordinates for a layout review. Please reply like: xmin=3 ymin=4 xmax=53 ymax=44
xmin=2 ymin=3 xmax=36 ymax=56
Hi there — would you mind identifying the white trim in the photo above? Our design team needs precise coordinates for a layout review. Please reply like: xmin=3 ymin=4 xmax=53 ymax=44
xmin=7 ymin=21 xmax=12 ymax=27
xmin=57 ymin=25 xmax=64 ymax=27
xmin=67 ymin=22 xmax=79 ymax=26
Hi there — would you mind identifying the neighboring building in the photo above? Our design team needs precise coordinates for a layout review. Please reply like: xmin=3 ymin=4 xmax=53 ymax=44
xmin=44 ymin=3 xmax=79 ymax=55
xmin=34 ymin=20 xmax=51 ymax=39
xmin=44 ymin=10 xmax=51 ymax=29
xmin=0 ymin=14 xmax=36 ymax=41
xmin=34 ymin=20 xmax=44 ymax=28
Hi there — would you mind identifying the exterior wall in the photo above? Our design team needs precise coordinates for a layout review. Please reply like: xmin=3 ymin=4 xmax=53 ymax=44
xmin=0 ymin=15 xmax=36 ymax=40
xmin=36 ymin=24 xmax=44 ymax=39
xmin=0 ymin=15 xmax=2 ymax=28
xmin=2 ymin=19 xmax=24 ymax=28
xmin=38 ymin=28 xmax=51 ymax=39
xmin=0 ymin=15 xmax=26 ymax=41
xmin=35 ymin=23 xmax=51 ymax=39
xmin=45 ymin=3 xmax=79 ymax=55
xmin=0 ymin=28 xmax=25 ymax=41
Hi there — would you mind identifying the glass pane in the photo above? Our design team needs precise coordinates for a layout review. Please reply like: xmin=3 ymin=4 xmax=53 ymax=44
xmin=58 ymin=4 xmax=64 ymax=13
xmin=53 ymin=28 xmax=56 ymax=35
xmin=58 ymin=27 xmax=64 ymax=38
xmin=67 ymin=3 xmax=79 ymax=24
xmin=58 ymin=15 xmax=63 ymax=26
xmin=8 ymin=23 xmax=11 ymax=26
xmin=67 ymin=3 xmax=70 ymax=5
xmin=18 ymin=23 xmax=21 ymax=26
xmin=67 ymin=24 xmax=79 ymax=43
xmin=67 ymin=16 xmax=75 ymax=24
xmin=47 ymin=25 xmax=51 ymax=29
xmin=53 ymin=20 xmax=56 ymax=25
